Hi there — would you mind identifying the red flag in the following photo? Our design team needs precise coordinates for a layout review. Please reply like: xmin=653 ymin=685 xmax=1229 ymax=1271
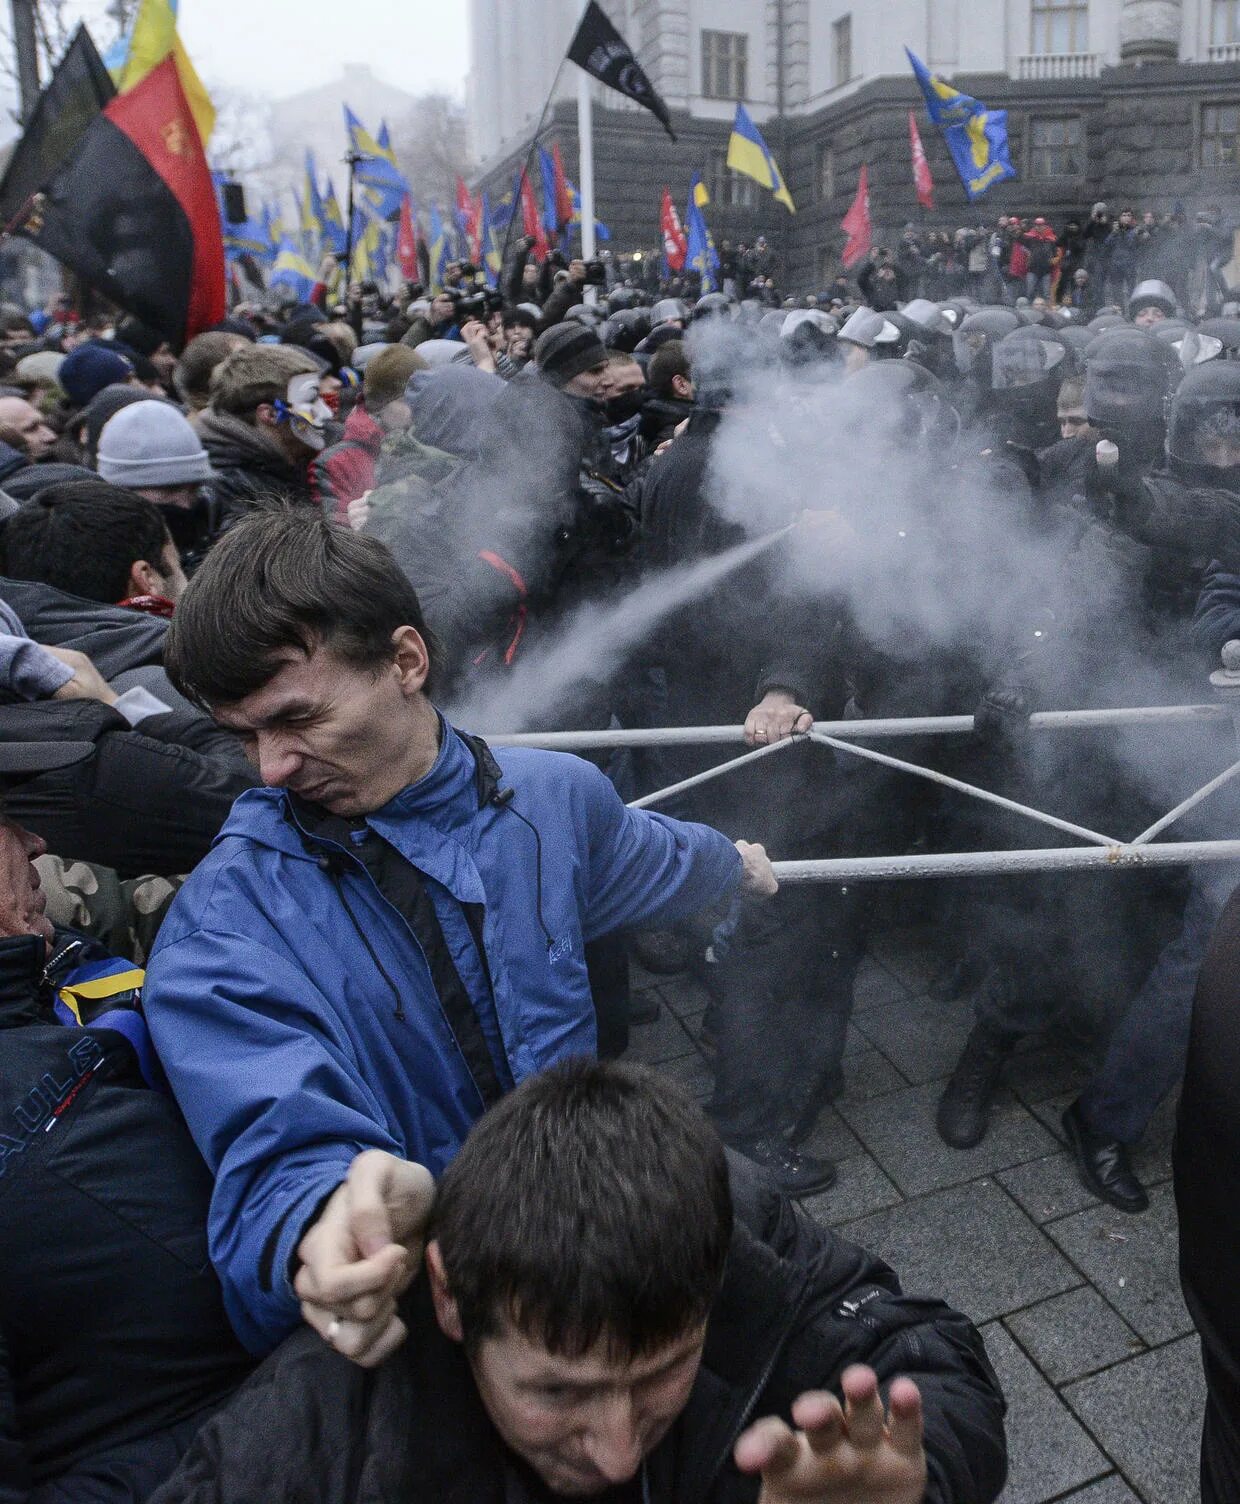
xmin=519 ymin=168 xmax=548 ymax=260
xmin=396 ymin=193 xmax=419 ymax=281
xmin=840 ymin=163 xmax=872 ymax=270
xmin=550 ymin=142 xmax=573 ymax=233
xmin=660 ymin=187 xmax=687 ymax=271
xmin=455 ymin=174 xmax=480 ymax=244
xmin=909 ymin=112 xmax=935 ymax=210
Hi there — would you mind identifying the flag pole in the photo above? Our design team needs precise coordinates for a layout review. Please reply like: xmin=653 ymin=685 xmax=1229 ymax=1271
xmin=497 ymin=57 xmax=568 ymax=275
xmin=342 ymin=147 xmax=360 ymax=296
xmin=577 ymin=65 xmax=595 ymax=263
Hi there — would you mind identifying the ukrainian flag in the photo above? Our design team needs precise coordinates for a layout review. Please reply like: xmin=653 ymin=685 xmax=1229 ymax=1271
xmin=344 ymin=107 xmax=407 ymax=217
xmin=428 ymin=205 xmax=450 ymax=291
xmin=567 ymin=179 xmax=611 ymax=242
xmin=269 ymin=234 xmax=317 ymax=302
xmin=320 ymin=179 xmax=347 ymax=258
xmin=479 ymin=191 xmax=502 ymax=286
xmin=905 ymin=48 xmax=1015 ymax=201
xmin=726 ymin=103 xmax=795 ymax=213
xmin=118 ymin=0 xmax=214 ymax=145
xmin=300 ymin=158 xmax=324 ymax=260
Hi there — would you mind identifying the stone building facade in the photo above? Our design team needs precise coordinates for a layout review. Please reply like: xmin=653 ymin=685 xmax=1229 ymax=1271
xmin=468 ymin=0 xmax=1240 ymax=292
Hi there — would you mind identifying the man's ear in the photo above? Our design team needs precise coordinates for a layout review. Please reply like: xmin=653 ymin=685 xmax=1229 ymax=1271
xmin=126 ymin=559 xmax=159 ymax=599
xmin=426 ymin=1240 xmax=464 ymax=1344
xmin=254 ymin=401 xmax=279 ymax=430
xmin=391 ymin=625 xmax=431 ymax=696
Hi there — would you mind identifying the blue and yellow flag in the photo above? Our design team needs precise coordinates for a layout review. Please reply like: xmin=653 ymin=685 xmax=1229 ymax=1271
xmin=321 ymin=177 xmax=347 ymax=257
xmin=479 ymin=191 xmax=502 ymax=287
xmin=726 ymin=103 xmax=795 ymax=213
xmin=428 ymin=205 xmax=450 ymax=291
xmin=566 ymin=179 xmax=611 ymax=243
xmin=212 ymin=174 xmax=269 ymax=263
xmin=269 ymin=234 xmax=317 ymax=302
xmin=685 ymin=175 xmax=719 ymax=292
xmin=905 ymin=48 xmax=1015 ymax=201
xmin=344 ymin=106 xmax=407 ymax=217
xmin=299 ymin=154 xmax=324 ymax=261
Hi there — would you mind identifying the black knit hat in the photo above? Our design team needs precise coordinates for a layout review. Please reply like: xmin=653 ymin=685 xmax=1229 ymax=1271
xmin=533 ymin=322 xmax=607 ymax=388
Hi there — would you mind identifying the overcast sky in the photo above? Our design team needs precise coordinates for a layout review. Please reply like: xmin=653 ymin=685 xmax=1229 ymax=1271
xmin=178 ymin=0 xmax=470 ymax=101
xmin=0 ymin=0 xmax=469 ymax=105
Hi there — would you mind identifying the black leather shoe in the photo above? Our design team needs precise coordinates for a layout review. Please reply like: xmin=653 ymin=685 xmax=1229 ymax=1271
xmin=936 ymin=1023 xmax=1014 ymax=1149
xmin=730 ymin=1135 xmax=838 ymax=1197
xmin=1061 ymin=1100 xmax=1149 ymax=1214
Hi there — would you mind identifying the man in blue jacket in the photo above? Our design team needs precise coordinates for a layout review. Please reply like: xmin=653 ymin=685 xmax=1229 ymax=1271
xmin=145 ymin=507 xmax=772 ymax=1357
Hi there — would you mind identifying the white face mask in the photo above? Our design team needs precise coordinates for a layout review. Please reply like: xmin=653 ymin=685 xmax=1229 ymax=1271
xmin=282 ymin=373 xmax=333 ymax=451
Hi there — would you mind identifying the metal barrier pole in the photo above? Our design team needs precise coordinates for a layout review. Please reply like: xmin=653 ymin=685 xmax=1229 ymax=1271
xmin=486 ymin=703 xmax=1231 ymax=751
xmin=807 ymin=730 xmax=1120 ymax=848
xmin=626 ymin=735 xmax=800 ymax=810
xmin=772 ymin=840 xmax=1240 ymax=884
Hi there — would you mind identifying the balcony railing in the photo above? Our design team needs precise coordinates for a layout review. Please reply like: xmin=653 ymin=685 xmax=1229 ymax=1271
xmin=1208 ymin=42 xmax=1240 ymax=62
xmin=1017 ymin=52 xmax=1101 ymax=80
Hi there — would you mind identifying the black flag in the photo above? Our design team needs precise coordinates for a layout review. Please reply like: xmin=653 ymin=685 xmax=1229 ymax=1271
xmin=0 ymin=26 xmax=114 ymax=228
xmin=567 ymin=0 xmax=676 ymax=141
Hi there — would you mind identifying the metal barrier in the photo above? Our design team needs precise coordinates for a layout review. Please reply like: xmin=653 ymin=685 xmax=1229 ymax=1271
xmin=482 ymin=643 xmax=1240 ymax=883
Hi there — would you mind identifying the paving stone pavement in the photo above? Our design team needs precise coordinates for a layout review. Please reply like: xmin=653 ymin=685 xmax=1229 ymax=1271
xmin=625 ymin=923 xmax=1203 ymax=1504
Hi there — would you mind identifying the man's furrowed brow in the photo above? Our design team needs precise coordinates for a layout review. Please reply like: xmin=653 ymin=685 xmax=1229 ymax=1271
xmin=216 ymin=697 xmax=318 ymax=732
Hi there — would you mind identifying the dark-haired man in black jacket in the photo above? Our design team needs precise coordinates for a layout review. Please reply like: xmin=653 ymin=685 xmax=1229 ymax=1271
xmin=152 ymin=1061 xmax=1006 ymax=1504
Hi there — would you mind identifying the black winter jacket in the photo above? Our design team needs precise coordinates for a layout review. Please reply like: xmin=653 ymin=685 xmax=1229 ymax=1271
xmin=0 ymin=577 xmax=168 ymax=683
xmin=0 ymin=930 xmax=251 ymax=1502
xmin=0 ymin=698 xmax=255 ymax=877
xmin=150 ymin=1164 xmax=1007 ymax=1504
xmin=196 ymin=411 xmax=314 ymax=519
xmin=1176 ymin=886 xmax=1240 ymax=1502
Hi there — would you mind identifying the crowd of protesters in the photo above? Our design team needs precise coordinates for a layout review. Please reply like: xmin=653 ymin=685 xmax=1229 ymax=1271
xmin=6 ymin=191 xmax=1240 ymax=1501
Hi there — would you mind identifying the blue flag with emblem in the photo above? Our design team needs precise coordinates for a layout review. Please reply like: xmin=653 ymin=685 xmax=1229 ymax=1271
xmin=684 ymin=176 xmax=718 ymax=292
xmin=344 ymin=105 xmax=406 ymax=219
xmin=905 ymin=47 xmax=1015 ymax=201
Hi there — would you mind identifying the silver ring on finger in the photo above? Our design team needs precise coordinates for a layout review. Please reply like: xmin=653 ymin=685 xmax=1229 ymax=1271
xmin=327 ymin=1317 xmax=343 ymax=1341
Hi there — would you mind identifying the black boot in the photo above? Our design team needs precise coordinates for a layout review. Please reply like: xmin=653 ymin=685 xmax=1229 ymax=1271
xmin=729 ymin=1134 xmax=838 ymax=1197
xmin=936 ymin=1022 xmax=1016 ymax=1149
xmin=1061 ymin=1100 xmax=1150 ymax=1214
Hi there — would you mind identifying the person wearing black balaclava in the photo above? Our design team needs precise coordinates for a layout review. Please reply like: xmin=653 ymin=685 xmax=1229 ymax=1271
xmin=95 ymin=399 xmax=223 ymax=575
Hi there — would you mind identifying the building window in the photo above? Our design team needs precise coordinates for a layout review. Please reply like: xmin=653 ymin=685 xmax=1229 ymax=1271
xmin=1214 ymin=0 xmax=1240 ymax=46
xmin=701 ymin=30 xmax=747 ymax=99
xmin=815 ymin=142 xmax=835 ymax=202
xmin=1202 ymin=102 xmax=1240 ymax=165
xmin=1030 ymin=0 xmax=1088 ymax=54
xmin=833 ymin=15 xmax=852 ymax=86
xmin=1028 ymin=115 xmax=1083 ymax=177
xmin=707 ymin=146 xmax=757 ymax=208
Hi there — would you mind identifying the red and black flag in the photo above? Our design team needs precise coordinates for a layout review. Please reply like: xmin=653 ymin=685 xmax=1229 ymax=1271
xmin=5 ymin=50 xmax=224 ymax=346
xmin=567 ymin=0 xmax=676 ymax=141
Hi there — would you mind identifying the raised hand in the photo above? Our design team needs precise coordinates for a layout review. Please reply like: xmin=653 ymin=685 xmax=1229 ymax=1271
xmin=733 ymin=1365 xmax=926 ymax=1503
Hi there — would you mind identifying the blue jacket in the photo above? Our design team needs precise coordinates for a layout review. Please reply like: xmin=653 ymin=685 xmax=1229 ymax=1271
xmin=144 ymin=723 xmax=740 ymax=1353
